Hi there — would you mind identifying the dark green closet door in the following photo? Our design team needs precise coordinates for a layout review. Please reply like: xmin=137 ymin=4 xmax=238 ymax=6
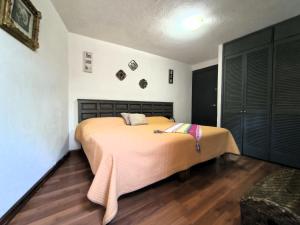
xmin=271 ymin=35 xmax=300 ymax=168
xmin=243 ymin=46 xmax=272 ymax=160
xmin=222 ymin=54 xmax=244 ymax=151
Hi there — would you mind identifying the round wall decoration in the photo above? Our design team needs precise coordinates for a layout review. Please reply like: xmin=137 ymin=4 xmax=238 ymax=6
xmin=139 ymin=79 xmax=148 ymax=89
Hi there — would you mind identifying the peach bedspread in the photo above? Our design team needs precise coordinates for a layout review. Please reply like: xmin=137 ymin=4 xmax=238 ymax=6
xmin=75 ymin=117 xmax=239 ymax=224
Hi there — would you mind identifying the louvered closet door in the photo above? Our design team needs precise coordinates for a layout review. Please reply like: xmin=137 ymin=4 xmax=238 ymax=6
xmin=271 ymin=35 xmax=300 ymax=168
xmin=222 ymin=54 xmax=244 ymax=151
xmin=243 ymin=46 xmax=272 ymax=160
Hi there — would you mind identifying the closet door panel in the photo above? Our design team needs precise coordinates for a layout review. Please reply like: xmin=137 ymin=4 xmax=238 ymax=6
xmin=273 ymin=36 xmax=300 ymax=110
xmin=223 ymin=55 xmax=244 ymax=112
xmin=222 ymin=54 xmax=244 ymax=152
xmin=243 ymin=114 xmax=269 ymax=160
xmin=243 ymin=46 xmax=272 ymax=160
xmin=271 ymin=35 xmax=300 ymax=168
xmin=222 ymin=112 xmax=243 ymax=150
xmin=224 ymin=28 xmax=272 ymax=57
xmin=271 ymin=114 xmax=300 ymax=168
xmin=274 ymin=15 xmax=300 ymax=41
xmin=245 ymin=47 xmax=272 ymax=110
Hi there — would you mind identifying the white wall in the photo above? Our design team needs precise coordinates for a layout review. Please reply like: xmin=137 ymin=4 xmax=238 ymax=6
xmin=217 ymin=45 xmax=223 ymax=127
xmin=192 ymin=58 xmax=218 ymax=71
xmin=69 ymin=33 xmax=192 ymax=150
xmin=0 ymin=0 xmax=69 ymax=217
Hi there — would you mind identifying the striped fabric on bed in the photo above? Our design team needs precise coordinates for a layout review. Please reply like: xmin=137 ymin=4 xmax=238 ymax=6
xmin=163 ymin=123 xmax=202 ymax=151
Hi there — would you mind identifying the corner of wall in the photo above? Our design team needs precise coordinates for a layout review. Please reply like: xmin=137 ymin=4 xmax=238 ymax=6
xmin=217 ymin=44 xmax=223 ymax=127
xmin=192 ymin=58 xmax=218 ymax=71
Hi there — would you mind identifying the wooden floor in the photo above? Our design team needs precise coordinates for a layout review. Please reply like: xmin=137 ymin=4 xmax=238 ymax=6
xmin=9 ymin=151 xmax=282 ymax=225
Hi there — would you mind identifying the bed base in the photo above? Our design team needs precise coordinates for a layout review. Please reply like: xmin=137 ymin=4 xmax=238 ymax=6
xmin=177 ymin=169 xmax=191 ymax=182
xmin=176 ymin=155 xmax=231 ymax=182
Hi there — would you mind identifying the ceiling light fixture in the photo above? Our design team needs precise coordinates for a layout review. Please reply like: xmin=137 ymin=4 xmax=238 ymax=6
xmin=161 ymin=5 xmax=212 ymax=41
xmin=182 ymin=15 xmax=203 ymax=31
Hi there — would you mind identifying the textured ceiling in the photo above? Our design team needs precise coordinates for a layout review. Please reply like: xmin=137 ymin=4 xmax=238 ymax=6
xmin=50 ymin=0 xmax=300 ymax=64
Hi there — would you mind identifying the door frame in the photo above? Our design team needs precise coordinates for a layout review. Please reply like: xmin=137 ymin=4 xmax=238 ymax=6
xmin=192 ymin=64 xmax=218 ymax=126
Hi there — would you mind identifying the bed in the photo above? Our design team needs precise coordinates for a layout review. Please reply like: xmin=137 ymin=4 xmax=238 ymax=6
xmin=75 ymin=99 xmax=240 ymax=225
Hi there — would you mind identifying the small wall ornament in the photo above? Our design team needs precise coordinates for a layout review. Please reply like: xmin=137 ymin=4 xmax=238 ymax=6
xmin=0 ymin=0 xmax=42 ymax=50
xmin=128 ymin=60 xmax=138 ymax=71
xmin=83 ymin=51 xmax=93 ymax=73
xmin=116 ymin=70 xmax=126 ymax=81
xmin=169 ymin=69 xmax=174 ymax=84
xmin=139 ymin=79 xmax=148 ymax=89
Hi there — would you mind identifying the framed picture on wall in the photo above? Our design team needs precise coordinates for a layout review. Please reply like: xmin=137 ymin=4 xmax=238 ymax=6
xmin=83 ymin=51 xmax=93 ymax=73
xmin=169 ymin=69 xmax=174 ymax=84
xmin=0 ymin=0 xmax=42 ymax=50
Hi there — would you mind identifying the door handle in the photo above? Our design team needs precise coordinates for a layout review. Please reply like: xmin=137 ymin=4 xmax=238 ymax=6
xmin=211 ymin=104 xmax=216 ymax=107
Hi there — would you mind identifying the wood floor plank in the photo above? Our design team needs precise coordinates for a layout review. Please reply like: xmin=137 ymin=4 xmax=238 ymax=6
xmin=9 ymin=151 xmax=282 ymax=225
xmin=11 ymin=193 xmax=88 ymax=224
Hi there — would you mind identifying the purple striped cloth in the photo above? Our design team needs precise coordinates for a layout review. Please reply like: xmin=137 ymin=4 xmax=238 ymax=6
xmin=155 ymin=123 xmax=202 ymax=152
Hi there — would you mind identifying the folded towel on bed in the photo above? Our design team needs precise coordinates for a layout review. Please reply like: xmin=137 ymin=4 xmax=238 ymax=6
xmin=154 ymin=123 xmax=202 ymax=151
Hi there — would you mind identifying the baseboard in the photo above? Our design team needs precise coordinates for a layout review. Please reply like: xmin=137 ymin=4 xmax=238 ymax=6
xmin=70 ymin=148 xmax=82 ymax=151
xmin=0 ymin=152 xmax=70 ymax=225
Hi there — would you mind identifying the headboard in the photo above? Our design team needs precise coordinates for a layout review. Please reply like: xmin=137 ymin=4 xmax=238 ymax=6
xmin=78 ymin=99 xmax=173 ymax=123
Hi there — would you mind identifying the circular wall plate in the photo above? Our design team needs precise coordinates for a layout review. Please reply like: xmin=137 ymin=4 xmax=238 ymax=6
xmin=139 ymin=79 xmax=148 ymax=89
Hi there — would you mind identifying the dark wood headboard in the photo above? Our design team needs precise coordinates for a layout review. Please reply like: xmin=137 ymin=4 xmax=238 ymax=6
xmin=78 ymin=99 xmax=173 ymax=122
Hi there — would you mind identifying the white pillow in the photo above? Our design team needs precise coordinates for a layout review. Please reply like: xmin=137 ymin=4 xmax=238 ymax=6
xmin=121 ymin=113 xmax=131 ymax=125
xmin=128 ymin=113 xmax=148 ymax=126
